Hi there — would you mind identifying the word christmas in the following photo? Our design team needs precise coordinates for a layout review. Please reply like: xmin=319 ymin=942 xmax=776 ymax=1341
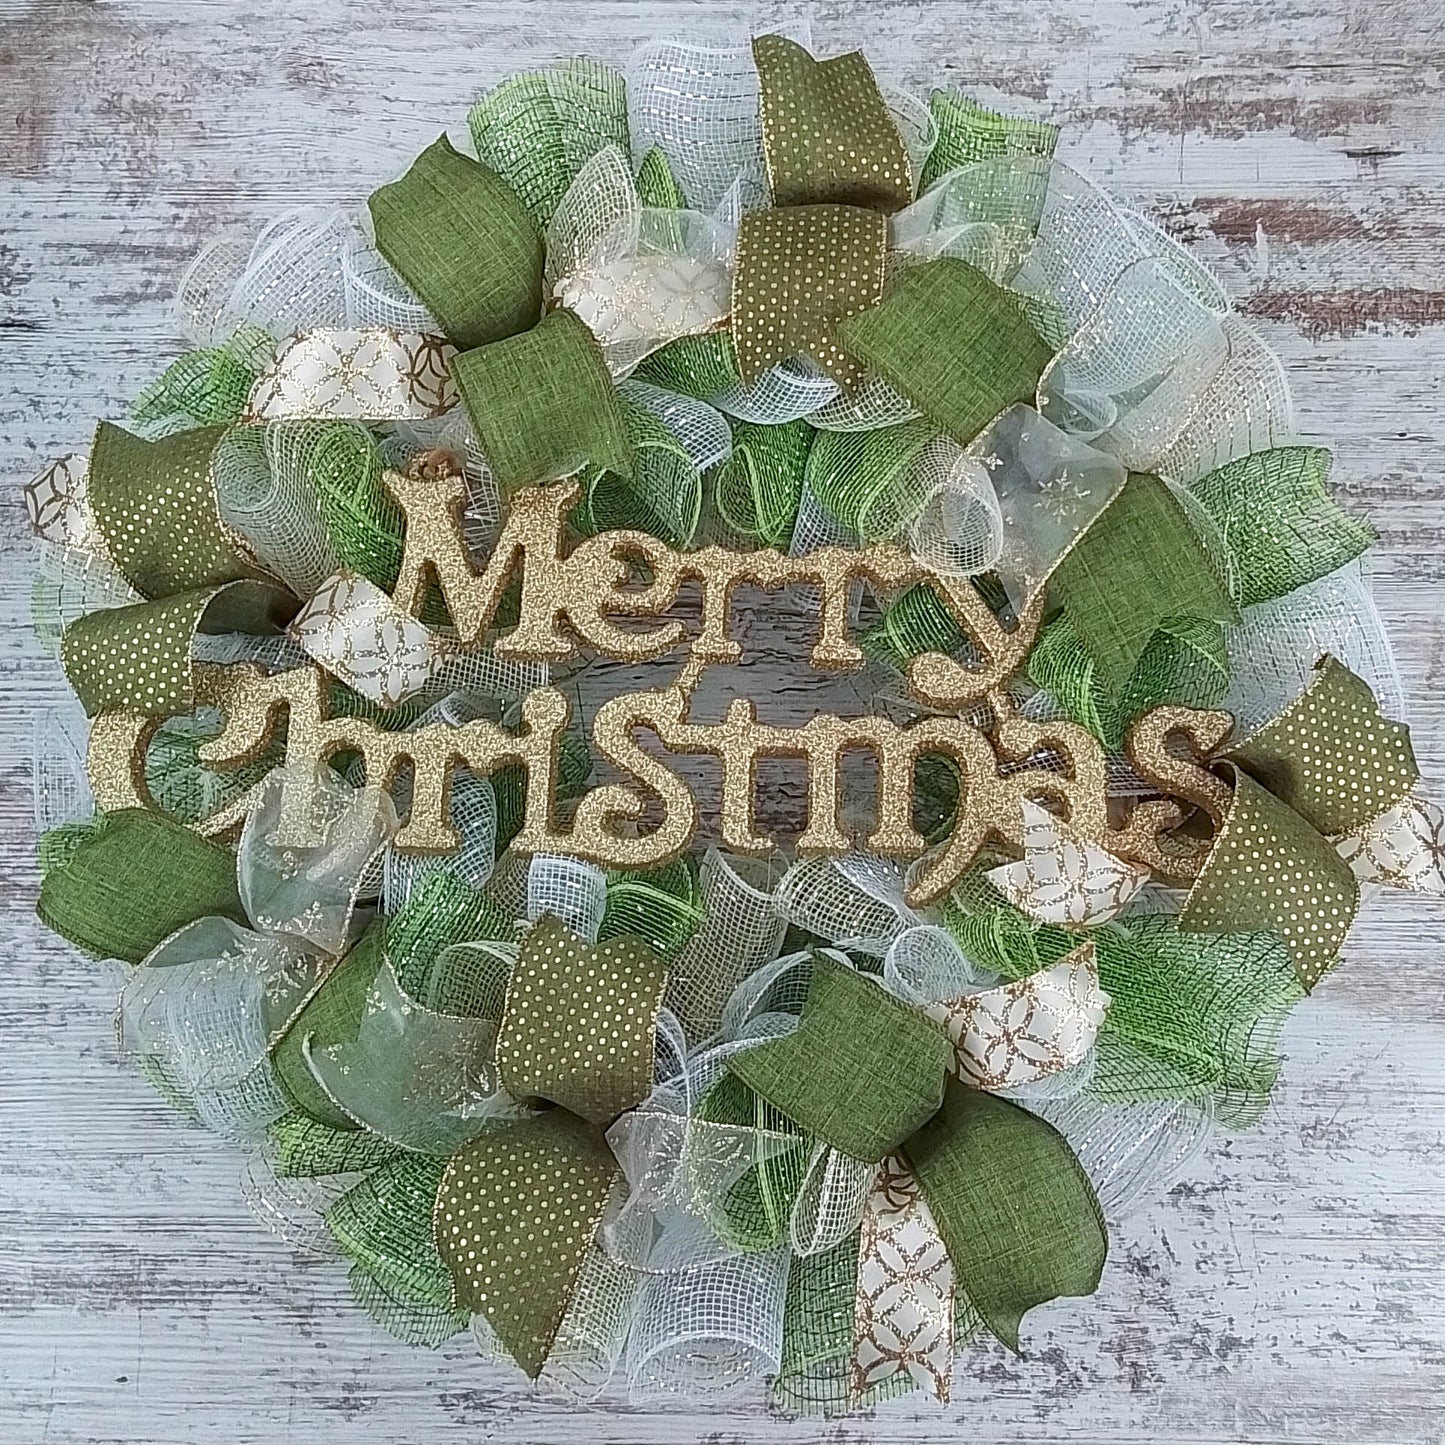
xmin=90 ymin=463 xmax=1231 ymax=906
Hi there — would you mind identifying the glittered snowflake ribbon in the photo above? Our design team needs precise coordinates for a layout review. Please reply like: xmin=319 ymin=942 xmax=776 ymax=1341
xmin=725 ymin=954 xmax=1108 ymax=1397
xmin=433 ymin=915 xmax=669 ymax=1379
xmin=1178 ymin=655 xmax=1423 ymax=989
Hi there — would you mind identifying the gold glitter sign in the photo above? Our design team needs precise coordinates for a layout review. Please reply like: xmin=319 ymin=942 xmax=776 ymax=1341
xmin=87 ymin=459 xmax=1232 ymax=907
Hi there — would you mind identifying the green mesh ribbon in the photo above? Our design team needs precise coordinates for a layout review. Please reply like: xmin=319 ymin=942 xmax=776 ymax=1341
xmin=861 ymin=582 xmax=970 ymax=667
xmin=839 ymin=258 xmax=1052 ymax=445
xmin=36 ymin=809 xmax=245 ymax=964
xmin=328 ymin=1153 xmax=457 ymax=1315
xmin=732 ymin=204 xmax=888 ymax=387
xmin=945 ymin=877 xmax=1304 ymax=1124
xmin=1227 ymin=655 xmax=1418 ymax=836
xmin=695 ymin=1072 xmax=812 ymax=1252
xmin=1191 ymin=446 xmax=1375 ymax=608
xmin=87 ymin=422 xmax=258 ymax=598
xmin=919 ymin=89 xmax=1059 ymax=192
xmin=804 ymin=418 xmax=937 ymax=542
xmin=728 ymin=956 xmax=950 ymax=1163
xmin=451 ymin=308 xmax=633 ymax=491
xmin=271 ymin=923 xmax=386 ymax=1129
xmin=772 ymin=1233 xmax=869 ymax=1414
xmin=904 ymin=1085 xmax=1106 ymax=1353
xmin=712 ymin=419 xmax=812 ymax=547
xmin=494 ymin=730 xmax=592 ymax=851
xmin=61 ymin=580 xmax=293 ymax=717
xmin=144 ymin=717 xmax=281 ymax=826
xmin=268 ymin=1112 xmax=401 ymax=1178
xmin=369 ymin=136 xmax=544 ymax=351
xmin=1028 ymin=611 xmax=1231 ymax=750
xmin=635 ymin=146 xmax=686 ymax=210
xmin=634 ymin=329 xmax=741 ymax=398
xmin=1048 ymin=471 xmax=1238 ymax=697
xmin=752 ymin=34 xmax=913 ymax=212
xmin=468 ymin=59 xmax=630 ymax=227
xmin=386 ymin=871 xmax=514 ymax=1003
xmin=131 ymin=341 xmax=259 ymax=434
xmin=303 ymin=420 xmax=405 ymax=591
xmin=571 ymin=389 xmax=702 ymax=546
xmin=599 ymin=856 xmax=703 ymax=957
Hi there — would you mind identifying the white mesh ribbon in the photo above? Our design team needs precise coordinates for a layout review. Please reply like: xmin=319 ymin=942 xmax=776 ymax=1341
xmin=618 ymin=378 xmax=733 ymax=472
xmin=789 ymin=1142 xmax=874 ymax=1257
xmin=921 ymin=943 xmax=1110 ymax=1091
xmin=383 ymin=771 xmax=498 ymax=914
xmin=904 ymin=435 xmax=1004 ymax=577
xmin=238 ymin=763 xmax=397 ymax=956
xmin=290 ymin=569 xmax=446 ymax=707
xmin=240 ymin=1150 xmax=357 ymax=1253
xmin=711 ymin=355 xmax=840 ymax=425
xmin=850 ymin=1155 xmax=955 ymax=1404
xmin=32 ymin=703 xmax=93 ymax=833
xmin=342 ymin=231 xmax=440 ymax=333
xmin=774 ymin=854 xmax=924 ymax=953
xmin=303 ymin=959 xmax=514 ymax=1154
xmin=986 ymin=799 xmax=1149 ymax=927
xmin=210 ymin=422 xmax=344 ymax=597
xmin=526 ymin=854 xmax=609 ymax=942
xmin=1337 ymin=791 xmax=1445 ymax=894
xmin=244 ymin=328 xmax=457 ymax=422
xmin=973 ymin=404 xmax=1127 ymax=612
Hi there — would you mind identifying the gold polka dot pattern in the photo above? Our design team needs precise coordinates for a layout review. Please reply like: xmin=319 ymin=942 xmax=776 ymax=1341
xmin=731 ymin=203 xmax=887 ymax=388
xmin=1228 ymin=655 xmax=1418 ymax=838
xmin=433 ymin=1111 xmax=617 ymax=1378
xmin=753 ymin=34 xmax=912 ymax=213
xmin=494 ymin=915 xmax=668 ymax=1124
xmin=86 ymin=421 xmax=259 ymax=599
xmin=1181 ymin=765 xmax=1359 ymax=990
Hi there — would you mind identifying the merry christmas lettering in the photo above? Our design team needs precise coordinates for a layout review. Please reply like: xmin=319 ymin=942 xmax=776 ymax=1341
xmin=89 ymin=466 xmax=1234 ymax=907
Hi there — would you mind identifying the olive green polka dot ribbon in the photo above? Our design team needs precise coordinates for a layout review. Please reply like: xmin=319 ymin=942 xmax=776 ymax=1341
xmin=433 ymin=915 xmax=667 ymax=1378
xmin=1181 ymin=656 xmax=1420 ymax=989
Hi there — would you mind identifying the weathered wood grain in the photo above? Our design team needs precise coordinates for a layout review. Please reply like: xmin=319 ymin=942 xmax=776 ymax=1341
xmin=3 ymin=2 xmax=1445 ymax=1441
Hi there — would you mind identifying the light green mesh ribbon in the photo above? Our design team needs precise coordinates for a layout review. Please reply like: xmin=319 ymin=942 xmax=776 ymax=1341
xmin=468 ymin=58 xmax=630 ymax=227
xmin=839 ymin=258 xmax=1052 ymax=445
xmin=144 ymin=716 xmax=282 ymax=825
xmin=571 ymin=389 xmax=702 ymax=546
xmin=369 ymin=136 xmax=544 ymax=351
xmin=386 ymin=871 xmax=515 ymax=1003
xmin=919 ymin=89 xmax=1059 ymax=192
xmin=712 ymin=419 xmax=812 ymax=547
xmin=1028 ymin=611 xmax=1231 ymax=750
xmin=945 ymin=875 xmax=1304 ymax=1125
xmin=752 ymin=34 xmax=913 ymax=212
xmin=131 ymin=338 xmax=261 ymax=434
xmin=635 ymin=146 xmax=687 ymax=210
xmin=1191 ymin=445 xmax=1374 ymax=608
xmin=451 ymin=308 xmax=634 ymax=491
xmin=804 ymin=418 xmax=938 ymax=542
xmin=599 ymin=856 xmax=703 ymax=957
xmin=87 ymin=422 xmax=260 ymax=598
xmin=37 ymin=809 xmax=246 ymax=964
xmin=1048 ymin=471 xmax=1239 ymax=697
xmin=306 ymin=420 xmax=404 ymax=591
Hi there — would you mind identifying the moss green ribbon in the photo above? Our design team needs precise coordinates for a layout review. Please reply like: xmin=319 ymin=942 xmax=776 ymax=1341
xmin=727 ymin=956 xmax=1107 ymax=1351
xmin=753 ymin=34 xmax=913 ymax=213
xmin=369 ymin=136 xmax=544 ymax=352
xmin=432 ymin=915 xmax=668 ymax=1378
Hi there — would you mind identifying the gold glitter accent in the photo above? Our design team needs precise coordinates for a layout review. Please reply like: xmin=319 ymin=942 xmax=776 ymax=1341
xmin=434 ymin=1110 xmax=617 ymax=1379
xmin=753 ymin=35 xmax=913 ymax=213
xmin=1180 ymin=763 xmax=1359 ymax=990
xmin=731 ymin=204 xmax=887 ymax=387
xmin=1227 ymin=655 xmax=1418 ymax=837
xmin=851 ymin=1155 xmax=955 ymax=1404
xmin=244 ymin=328 xmax=457 ymax=422
xmin=495 ymin=915 xmax=668 ymax=1123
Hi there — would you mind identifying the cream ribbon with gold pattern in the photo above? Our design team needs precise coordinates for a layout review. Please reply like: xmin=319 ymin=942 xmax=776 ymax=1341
xmin=1337 ymin=790 xmax=1445 ymax=894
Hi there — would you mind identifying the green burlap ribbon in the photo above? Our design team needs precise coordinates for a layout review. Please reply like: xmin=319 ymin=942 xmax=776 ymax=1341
xmin=1047 ymin=471 xmax=1239 ymax=698
xmin=1177 ymin=656 xmax=1419 ymax=988
xmin=839 ymin=257 xmax=1053 ymax=444
xmin=753 ymin=34 xmax=913 ymax=213
xmin=732 ymin=204 xmax=888 ymax=388
xmin=430 ymin=915 xmax=668 ymax=1377
xmin=37 ymin=810 xmax=246 ymax=964
xmin=727 ymin=956 xmax=1107 ymax=1352
xmin=369 ymin=136 xmax=544 ymax=352
xmin=88 ymin=421 xmax=263 ymax=598
xmin=451 ymin=307 xmax=633 ymax=490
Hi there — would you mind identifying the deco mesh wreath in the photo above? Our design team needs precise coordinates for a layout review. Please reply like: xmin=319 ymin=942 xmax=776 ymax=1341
xmin=25 ymin=31 xmax=1445 ymax=1414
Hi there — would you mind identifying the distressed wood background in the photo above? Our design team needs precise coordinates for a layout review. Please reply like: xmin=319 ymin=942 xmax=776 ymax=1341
xmin=3 ymin=1 xmax=1445 ymax=1441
